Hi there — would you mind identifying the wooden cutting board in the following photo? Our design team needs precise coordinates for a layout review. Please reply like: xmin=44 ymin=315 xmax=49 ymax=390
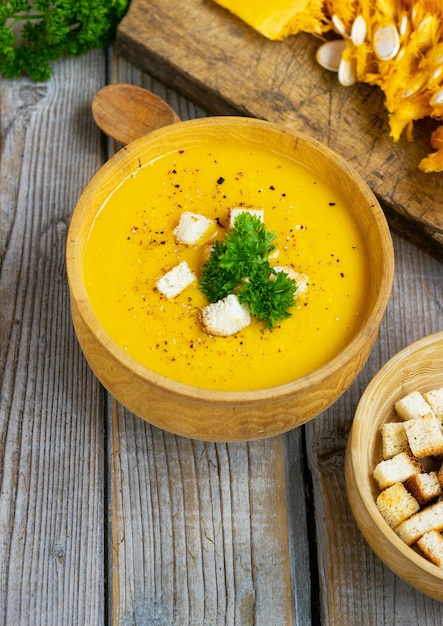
xmin=116 ymin=0 xmax=443 ymax=260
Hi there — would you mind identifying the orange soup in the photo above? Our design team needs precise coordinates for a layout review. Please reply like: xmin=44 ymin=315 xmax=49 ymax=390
xmin=84 ymin=139 xmax=370 ymax=391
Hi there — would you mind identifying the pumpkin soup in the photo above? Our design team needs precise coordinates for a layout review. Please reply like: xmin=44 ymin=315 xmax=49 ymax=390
xmin=83 ymin=139 xmax=370 ymax=391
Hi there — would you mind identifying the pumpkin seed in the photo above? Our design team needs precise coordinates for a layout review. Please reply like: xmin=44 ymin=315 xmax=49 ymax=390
xmin=401 ymin=75 xmax=428 ymax=99
xmin=430 ymin=89 xmax=443 ymax=107
xmin=413 ymin=16 xmax=438 ymax=51
xmin=430 ymin=65 xmax=443 ymax=83
xmin=398 ymin=15 xmax=408 ymax=37
xmin=338 ymin=57 xmax=357 ymax=86
xmin=373 ymin=23 xmax=400 ymax=61
xmin=396 ymin=48 xmax=405 ymax=62
xmin=331 ymin=15 xmax=349 ymax=39
xmin=316 ymin=39 xmax=347 ymax=72
xmin=351 ymin=15 xmax=367 ymax=47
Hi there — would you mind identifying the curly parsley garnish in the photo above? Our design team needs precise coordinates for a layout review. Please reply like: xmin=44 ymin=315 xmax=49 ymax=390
xmin=199 ymin=212 xmax=297 ymax=328
xmin=0 ymin=0 xmax=129 ymax=81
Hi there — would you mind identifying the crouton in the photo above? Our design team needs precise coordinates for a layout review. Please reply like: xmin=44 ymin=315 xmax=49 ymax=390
xmin=173 ymin=211 xmax=213 ymax=245
xmin=404 ymin=472 xmax=442 ymax=507
xmin=273 ymin=266 xmax=309 ymax=296
xmin=376 ymin=483 xmax=420 ymax=529
xmin=381 ymin=422 xmax=410 ymax=459
xmin=417 ymin=530 xmax=443 ymax=567
xmin=156 ymin=261 xmax=196 ymax=299
xmin=395 ymin=391 xmax=436 ymax=421
xmin=403 ymin=415 xmax=443 ymax=458
xmin=396 ymin=500 xmax=443 ymax=545
xmin=438 ymin=462 xmax=443 ymax=486
xmin=373 ymin=452 xmax=422 ymax=491
xmin=229 ymin=207 xmax=264 ymax=228
xmin=423 ymin=388 xmax=443 ymax=422
xmin=198 ymin=294 xmax=251 ymax=337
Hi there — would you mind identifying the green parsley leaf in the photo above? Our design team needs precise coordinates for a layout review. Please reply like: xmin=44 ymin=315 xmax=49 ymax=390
xmin=239 ymin=269 xmax=296 ymax=328
xmin=220 ymin=212 xmax=276 ymax=278
xmin=199 ymin=212 xmax=297 ymax=329
xmin=199 ymin=239 xmax=241 ymax=302
xmin=0 ymin=1 xmax=129 ymax=81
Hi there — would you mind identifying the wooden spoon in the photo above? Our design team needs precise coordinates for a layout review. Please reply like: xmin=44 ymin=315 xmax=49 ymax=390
xmin=92 ymin=83 xmax=181 ymax=145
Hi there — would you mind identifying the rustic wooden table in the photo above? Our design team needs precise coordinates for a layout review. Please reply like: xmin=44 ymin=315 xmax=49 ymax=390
xmin=1 ymin=46 xmax=443 ymax=626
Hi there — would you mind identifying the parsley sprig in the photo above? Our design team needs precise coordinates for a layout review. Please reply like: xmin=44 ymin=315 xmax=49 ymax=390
xmin=199 ymin=212 xmax=297 ymax=328
xmin=0 ymin=1 xmax=129 ymax=81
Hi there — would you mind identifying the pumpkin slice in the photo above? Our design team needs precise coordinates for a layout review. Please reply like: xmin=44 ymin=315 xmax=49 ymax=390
xmin=213 ymin=0 xmax=329 ymax=40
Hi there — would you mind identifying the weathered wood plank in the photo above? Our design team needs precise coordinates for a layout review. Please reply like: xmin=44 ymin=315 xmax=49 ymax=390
xmin=306 ymin=232 xmax=443 ymax=625
xmin=284 ymin=429 xmax=313 ymax=625
xmin=110 ymin=402 xmax=297 ymax=625
xmin=0 ymin=52 xmax=107 ymax=625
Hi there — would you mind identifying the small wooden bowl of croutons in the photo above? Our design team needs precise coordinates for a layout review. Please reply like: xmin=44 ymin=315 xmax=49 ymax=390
xmin=345 ymin=330 xmax=443 ymax=601
xmin=67 ymin=116 xmax=394 ymax=442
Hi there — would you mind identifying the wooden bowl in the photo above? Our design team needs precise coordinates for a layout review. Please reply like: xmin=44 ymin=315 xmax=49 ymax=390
xmin=66 ymin=116 xmax=393 ymax=441
xmin=345 ymin=331 xmax=443 ymax=601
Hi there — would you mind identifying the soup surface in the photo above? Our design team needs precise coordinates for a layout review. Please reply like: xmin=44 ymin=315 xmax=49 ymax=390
xmin=84 ymin=140 xmax=370 ymax=391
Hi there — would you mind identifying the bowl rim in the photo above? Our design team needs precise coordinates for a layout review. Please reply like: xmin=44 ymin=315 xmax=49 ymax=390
xmin=346 ymin=330 xmax=443 ymax=583
xmin=66 ymin=115 xmax=394 ymax=404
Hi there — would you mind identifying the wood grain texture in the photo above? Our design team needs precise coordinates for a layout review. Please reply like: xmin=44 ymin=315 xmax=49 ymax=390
xmin=92 ymin=83 xmax=180 ymax=144
xmin=110 ymin=402 xmax=296 ymax=625
xmin=305 ymin=234 xmax=443 ymax=624
xmin=0 ymin=54 xmax=107 ymax=624
xmin=116 ymin=0 xmax=443 ymax=261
